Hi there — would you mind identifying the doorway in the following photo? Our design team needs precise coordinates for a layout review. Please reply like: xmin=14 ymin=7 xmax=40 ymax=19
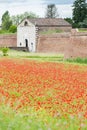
xmin=25 ymin=39 xmax=28 ymax=47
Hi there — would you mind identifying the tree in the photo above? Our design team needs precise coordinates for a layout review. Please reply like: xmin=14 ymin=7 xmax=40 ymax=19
xmin=45 ymin=4 xmax=59 ymax=18
xmin=9 ymin=25 xmax=17 ymax=33
xmin=72 ymin=0 xmax=87 ymax=27
xmin=1 ymin=11 xmax=12 ymax=30
xmin=64 ymin=18 xmax=73 ymax=25
xmin=11 ymin=11 xmax=39 ymax=25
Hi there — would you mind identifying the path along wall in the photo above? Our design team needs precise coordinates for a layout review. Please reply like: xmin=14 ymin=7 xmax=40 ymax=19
xmin=0 ymin=34 xmax=17 ymax=47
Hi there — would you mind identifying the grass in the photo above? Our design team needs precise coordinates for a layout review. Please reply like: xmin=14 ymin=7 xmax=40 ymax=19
xmin=0 ymin=105 xmax=87 ymax=130
xmin=40 ymin=29 xmax=63 ymax=35
xmin=66 ymin=57 xmax=87 ymax=64
xmin=78 ymin=28 xmax=87 ymax=32
xmin=1 ymin=49 xmax=87 ymax=65
xmin=0 ymin=49 xmax=64 ymax=62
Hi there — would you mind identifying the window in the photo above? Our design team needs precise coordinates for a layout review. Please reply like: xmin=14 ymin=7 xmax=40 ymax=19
xmin=24 ymin=21 xmax=28 ymax=26
xmin=20 ymin=43 xmax=22 ymax=46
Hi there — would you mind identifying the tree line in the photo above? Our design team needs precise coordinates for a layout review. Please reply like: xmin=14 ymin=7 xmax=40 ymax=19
xmin=1 ymin=0 xmax=87 ymax=34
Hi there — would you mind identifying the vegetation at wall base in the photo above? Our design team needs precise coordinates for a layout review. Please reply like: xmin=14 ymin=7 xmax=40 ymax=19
xmin=78 ymin=28 xmax=87 ymax=32
xmin=66 ymin=57 xmax=87 ymax=64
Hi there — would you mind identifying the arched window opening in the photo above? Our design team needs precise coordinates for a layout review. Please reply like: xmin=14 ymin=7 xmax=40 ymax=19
xmin=24 ymin=21 xmax=28 ymax=26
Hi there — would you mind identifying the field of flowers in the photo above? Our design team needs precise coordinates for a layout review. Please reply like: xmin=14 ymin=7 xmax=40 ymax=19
xmin=0 ymin=58 xmax=87 ymax=129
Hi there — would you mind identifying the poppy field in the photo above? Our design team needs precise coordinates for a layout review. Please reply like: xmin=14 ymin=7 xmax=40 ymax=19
xmin=0 ymin=58 xmax=87 ymax=130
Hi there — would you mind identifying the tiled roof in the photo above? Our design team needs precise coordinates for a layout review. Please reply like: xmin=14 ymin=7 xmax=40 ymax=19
xmin=28 ymin=18 xmax=71 ymax=26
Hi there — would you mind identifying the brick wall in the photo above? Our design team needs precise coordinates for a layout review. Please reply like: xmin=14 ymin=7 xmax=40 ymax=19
xmin=37 ymin=33 xmax=70 ymax=54
xmin=65 ymin=31 xmax=87 ymax=59
xmin=0 ymin=31 xmax=87 ymax=59
xmin=0 ymin=34 xmax=17 ymax=47
xmin=37 ymin=31 xmax=87 ymax=59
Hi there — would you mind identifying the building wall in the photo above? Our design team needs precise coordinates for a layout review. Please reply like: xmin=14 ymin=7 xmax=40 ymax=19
xmin=17 ymin=19 xmax=36 ymax=52
xmin=0 ymin=34 xmax=17 ymax=47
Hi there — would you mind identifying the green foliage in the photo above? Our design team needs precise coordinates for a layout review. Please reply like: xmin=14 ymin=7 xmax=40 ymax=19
xmin=1 ymin=11 xmax=12 ymax=30
xmin=0 ymin=29 xmax=10 ymax=34
xmin=1 ymin=47 xmax=9 ymax=56
xmin=9 ymin=25 xmax=17 ymax=33
xmin=64 ymin=18 xmax=73 ymax=26
xmin=72 ymin=0 xmax=87 ymax=28
xmin=45 ymin=4 xmax=59 ymax=18
xmin=11 ymin=11 xmax=39 ymax=25
xmin=78 ymin=18 xmax=87 ymax=28
xmin=67 ymin=57 xmax=87 ymax=64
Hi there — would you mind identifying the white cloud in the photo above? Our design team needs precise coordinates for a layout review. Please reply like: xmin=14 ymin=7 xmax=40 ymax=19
xmin=57 ymin=4 xmax=73 ymax=18
xmin=0 ymin=2 xmax=73 ymax=24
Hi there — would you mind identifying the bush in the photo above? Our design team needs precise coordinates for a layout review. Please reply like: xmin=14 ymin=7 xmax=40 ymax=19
xmin=1 ymin=47 xmax=9 ymax=56
xmin=9 ymin=25 xmax=17 ymax=33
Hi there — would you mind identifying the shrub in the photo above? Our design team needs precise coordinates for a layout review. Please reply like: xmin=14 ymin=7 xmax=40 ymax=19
xmin=1 ymin=47 xmax=9 ymax=56
xmin=9 ymin=25 xmax=17 ymax=33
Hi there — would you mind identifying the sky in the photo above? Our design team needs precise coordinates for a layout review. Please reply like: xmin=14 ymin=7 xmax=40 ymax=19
xmin=0 ymin=0 xmax=75 ymax=23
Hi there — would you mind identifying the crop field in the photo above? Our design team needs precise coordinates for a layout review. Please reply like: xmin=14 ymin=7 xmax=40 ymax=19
xmin=0 ymin=57 xmax=87 ymax=130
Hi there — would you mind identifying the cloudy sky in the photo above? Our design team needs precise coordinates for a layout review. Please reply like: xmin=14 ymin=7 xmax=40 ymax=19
xmin=0 ymin=0 xmax=75 ymax=22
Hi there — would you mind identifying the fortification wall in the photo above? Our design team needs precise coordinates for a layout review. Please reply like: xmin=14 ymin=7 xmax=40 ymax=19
xmin=65 ymin=31 xmax=87 ymax=59
xmin=0 ymin=34 xmax=17 ymax=47
xmin=37 ymin=33 xmax=70 ymax=54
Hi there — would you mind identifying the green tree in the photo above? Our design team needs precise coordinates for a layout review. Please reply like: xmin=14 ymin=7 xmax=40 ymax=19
xmin=78 ymin=18 xmax=87 ymax=27
xmin=1 ymin=11 xmax=12 ymax=30
xmin=64 ymin=18 xmax=73 ymax=25
xmin=11 ymin=11 xmax=39 ymax=25
xmin=72 ymin=0 xmax=87 ymax=27
xmin=45 ymin=4 xmax=59 ymax=18
xmin=9 ymin=25 xmax=17 ymax=33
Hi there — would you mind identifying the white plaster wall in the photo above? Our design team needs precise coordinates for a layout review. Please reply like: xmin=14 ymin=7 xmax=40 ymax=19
xmin=17 ymin=19 xmax=36 ymax=52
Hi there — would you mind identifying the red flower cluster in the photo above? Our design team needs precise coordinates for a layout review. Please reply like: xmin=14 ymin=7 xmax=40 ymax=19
xmin=0 ymin=58 xmax=87 ymax=117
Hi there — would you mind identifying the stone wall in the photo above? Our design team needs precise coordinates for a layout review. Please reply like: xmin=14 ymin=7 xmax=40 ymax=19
xmin=0 ymin=34 xmax=17 ymax=47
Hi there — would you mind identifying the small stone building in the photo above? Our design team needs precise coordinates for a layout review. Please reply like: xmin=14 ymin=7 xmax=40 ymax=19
xmin=17 ymin=18 xmax=72 ymax=52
